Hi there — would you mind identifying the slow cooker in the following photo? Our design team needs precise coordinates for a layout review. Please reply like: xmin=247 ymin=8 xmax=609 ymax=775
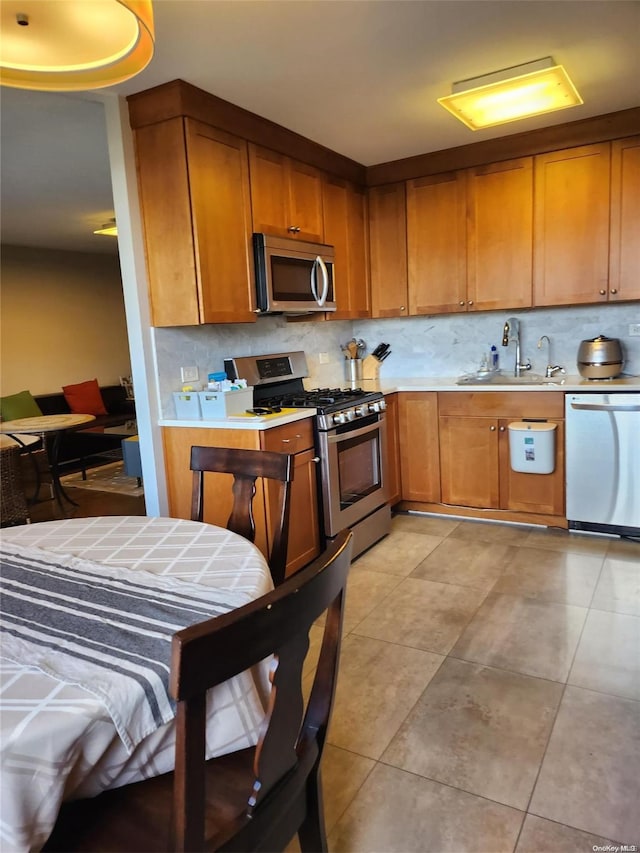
xmin=577 ymin=335 xmax=624 ymax=379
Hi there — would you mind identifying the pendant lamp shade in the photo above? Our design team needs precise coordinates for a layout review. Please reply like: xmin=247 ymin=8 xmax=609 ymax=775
xmin=0 ymin=0 xmax=154 ymax=91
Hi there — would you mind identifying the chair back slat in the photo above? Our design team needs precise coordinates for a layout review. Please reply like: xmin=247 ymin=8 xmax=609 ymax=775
xmin=189 ymin=446 xmax=294 ymax=585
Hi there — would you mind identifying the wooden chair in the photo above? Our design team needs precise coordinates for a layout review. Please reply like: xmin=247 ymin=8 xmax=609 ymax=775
xmin=190 ymin=446 xmax=294 ymax=585
xmin=43 ymin=529 xmax=353 ymax=853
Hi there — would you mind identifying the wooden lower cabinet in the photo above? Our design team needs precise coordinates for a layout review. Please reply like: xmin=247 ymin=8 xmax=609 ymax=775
xmin=437 ymin=392 xmax=565 ymax=522
xmin=393 ymin=391 xmax=566 ymax=524
xmin=162 ymin=418 xmax=320 ymax=577
xmin=397 ymin=392 xmax=440 ymax=502
xmin=383 ymin=393 xmax=402 ymax=505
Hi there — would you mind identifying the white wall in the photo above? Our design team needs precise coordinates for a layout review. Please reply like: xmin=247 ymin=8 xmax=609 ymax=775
xmin=0 ymin=245 xmax=131 ymax=396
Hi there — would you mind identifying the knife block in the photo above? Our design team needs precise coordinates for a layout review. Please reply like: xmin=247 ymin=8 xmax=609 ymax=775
xmin=361 ymin=355 xmax=381 ymax=381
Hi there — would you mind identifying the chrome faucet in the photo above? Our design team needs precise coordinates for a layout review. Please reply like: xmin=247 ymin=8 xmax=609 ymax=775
xmin=537 ymin=335 xmax=566 ymax=378
xmin=502 ymin=317 xmax=531 ymax=377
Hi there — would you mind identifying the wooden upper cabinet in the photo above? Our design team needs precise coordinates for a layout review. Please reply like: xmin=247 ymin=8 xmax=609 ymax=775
xmin=323 ymin=176 xmax=370 ymax=319
xmin=609 ymin=135 xmax=640 ymax=302
xmin=369 ymin=183 xmax=408 ymax=318
xmin=466 ymin=157 xmax=533 ymax=311
xmin=248 ymin=144 xmax=324 ymax=241
xmin=134 ymin=118 xmax=256 ymax=326
xmin=533 ymin=142 xmax=611 ymax=307
xmin=407 ymin=171 xmax=466 ymax=315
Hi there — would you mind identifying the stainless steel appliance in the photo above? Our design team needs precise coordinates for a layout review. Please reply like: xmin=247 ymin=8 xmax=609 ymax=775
xmin=566 ymin=393 xmax=640 ymax=538
xmin=253 ymin=234 xmax=336 ymax=314
xmin=224 ymin=351 xmax=390 ymax=557
xmin=576 ymin=335 xmax=624 ymax=379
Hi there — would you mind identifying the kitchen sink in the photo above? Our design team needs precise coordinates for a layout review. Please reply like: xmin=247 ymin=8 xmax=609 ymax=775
xmin=456 ymin=371 xmax=565 ymax=386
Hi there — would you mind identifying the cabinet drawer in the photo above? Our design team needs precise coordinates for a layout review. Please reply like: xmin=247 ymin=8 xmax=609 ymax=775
xmin=261 ymin=418 xmax=314 ymax=453
xmin=438 ymin=391 xmax=564 ymax=418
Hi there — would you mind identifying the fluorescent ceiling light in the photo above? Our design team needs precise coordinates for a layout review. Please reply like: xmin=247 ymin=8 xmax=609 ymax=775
xmin=0 ymin=0 xmax=154 ymax=91
xmin=438 ymin=58 xmax=583 ymax=131
xmin=94 ymin=219 xmax=118 ymax=237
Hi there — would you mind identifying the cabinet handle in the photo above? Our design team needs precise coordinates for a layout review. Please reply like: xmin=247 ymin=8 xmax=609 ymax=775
xmin=599 ymin=289 xmax=606 ymax=295
xmin=499 ymin=426 xmax=506 ymax=432
xmin=610 ymin=288 xmax=618 ymax=295
xmin=287 ymin=225 xmax=301 ymax=234
xmin=281 ymin=438 xmax=291 ymax=444
xmin=459 ymin=301 xmax=465 ymax=307
xmin=467 ymin=300 xmax=474 ymax=306
xmin=490 ymin=425 xmax=496 ymax=431
xmin=400 ymin=306 xmax=406 ymax=311
xmin=312 ymin=456 xmax=320 ymax=463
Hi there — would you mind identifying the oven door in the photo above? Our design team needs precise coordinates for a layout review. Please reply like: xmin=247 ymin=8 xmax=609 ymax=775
xmin=318 ymin=414 xmax=388 ymax=537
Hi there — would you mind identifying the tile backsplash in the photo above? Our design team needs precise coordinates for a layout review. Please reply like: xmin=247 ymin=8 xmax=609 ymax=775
xmin=154 ymin=302 xmax=639 ymax=417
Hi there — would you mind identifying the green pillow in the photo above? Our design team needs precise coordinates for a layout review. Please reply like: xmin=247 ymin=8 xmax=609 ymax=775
xmin=0 ymin=390 xmax=43 ymax=421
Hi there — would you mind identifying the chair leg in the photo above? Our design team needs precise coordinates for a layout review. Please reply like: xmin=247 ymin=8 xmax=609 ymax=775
xmin=297 ymin=767 xmax=328 ymax=853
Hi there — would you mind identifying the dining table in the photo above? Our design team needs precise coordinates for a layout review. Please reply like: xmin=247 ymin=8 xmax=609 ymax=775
xmin=0 ymin=414 xmax=96 ymax=511
xmin=0 ymin=515 xmax=274 ymax=853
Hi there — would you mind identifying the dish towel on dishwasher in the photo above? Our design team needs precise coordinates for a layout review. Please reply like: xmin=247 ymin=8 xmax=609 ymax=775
xmin=0 ymin=542 xmax=251 ymax=753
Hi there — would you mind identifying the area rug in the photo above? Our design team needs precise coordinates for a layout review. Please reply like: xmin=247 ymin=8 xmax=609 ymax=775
xmin=60 ymin=461 xmax=144 ymax=497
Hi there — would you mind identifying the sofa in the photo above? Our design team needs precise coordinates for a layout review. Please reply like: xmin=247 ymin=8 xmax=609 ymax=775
xmin=34 ymin=385 xmax=136 ymax=473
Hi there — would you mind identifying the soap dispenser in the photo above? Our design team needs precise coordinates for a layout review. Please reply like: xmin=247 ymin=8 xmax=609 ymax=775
xmin=490 ymin=345 xmax=499 ymax=370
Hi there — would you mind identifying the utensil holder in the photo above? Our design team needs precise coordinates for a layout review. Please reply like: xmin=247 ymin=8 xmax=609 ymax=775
xmin=345 ymin=359 xmax=363 ymax=382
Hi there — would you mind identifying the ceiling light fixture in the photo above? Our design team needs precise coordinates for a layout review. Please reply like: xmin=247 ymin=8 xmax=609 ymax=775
xmin=437 ymin=57 xmax=583 ymax=131
xmin=0 ymin=0 xmax=154 ymax=91
xmin=93 ymin=219 xmax=118 ymax=237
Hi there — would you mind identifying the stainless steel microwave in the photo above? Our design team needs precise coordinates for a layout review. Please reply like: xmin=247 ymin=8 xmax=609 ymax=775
xmin=253 ymin=233 xmax=336 ymax=314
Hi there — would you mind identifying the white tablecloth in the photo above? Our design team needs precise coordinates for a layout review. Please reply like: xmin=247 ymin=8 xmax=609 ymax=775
xmin=0 ymin=517 xmax=274 ymax=853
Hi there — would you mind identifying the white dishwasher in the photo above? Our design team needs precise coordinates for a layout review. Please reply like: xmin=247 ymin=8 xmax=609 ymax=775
xmin=565 ymin=393 xmax=640 ymax=538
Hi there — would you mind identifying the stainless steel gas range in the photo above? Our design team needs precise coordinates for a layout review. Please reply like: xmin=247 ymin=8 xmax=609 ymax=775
xmin=224 ymin=351 xmax=391 ymax=558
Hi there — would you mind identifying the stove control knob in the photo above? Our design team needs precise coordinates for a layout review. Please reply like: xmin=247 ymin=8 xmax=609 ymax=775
xmin=333 ymin=412 xmax=347 ymax=425
xmin=378 ymin=398 xmax=387 ymax=411
xmin=368 ymin=401 xmax=381 ymax=413
xmin=344 ymin=408 xmax=356 ymax=421
xmin=354 ymin=405 xmax=368 ymax=417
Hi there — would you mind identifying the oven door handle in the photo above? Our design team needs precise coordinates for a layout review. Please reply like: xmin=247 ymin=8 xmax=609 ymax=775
xmin=326 ymin=419 xmax=382 ymax=443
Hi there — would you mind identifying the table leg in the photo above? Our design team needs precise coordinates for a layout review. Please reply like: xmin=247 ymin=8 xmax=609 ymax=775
xmin=48 ymin=432 xmax=80 ymax=509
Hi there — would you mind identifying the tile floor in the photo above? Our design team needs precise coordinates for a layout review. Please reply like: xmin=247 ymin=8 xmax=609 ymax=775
xmin=304 ymin=513 xmax=640 ymax=853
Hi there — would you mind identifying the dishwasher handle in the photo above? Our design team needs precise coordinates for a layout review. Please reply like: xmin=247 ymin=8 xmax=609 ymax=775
xmin=569 ymin=401 xmax=640 ymax=412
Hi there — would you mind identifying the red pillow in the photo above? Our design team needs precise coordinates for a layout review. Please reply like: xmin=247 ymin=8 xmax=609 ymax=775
xmin=62 ymin=379 xmax=108 ymax=415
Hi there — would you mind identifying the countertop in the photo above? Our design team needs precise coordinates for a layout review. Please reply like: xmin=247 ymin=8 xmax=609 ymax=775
xmin=367 ymin=374 xmax=640 ymax=393
xmin=160 ymin=408 xmax=316 ymax=431
xmin=160 ymin=375 xmax=640 ymax=430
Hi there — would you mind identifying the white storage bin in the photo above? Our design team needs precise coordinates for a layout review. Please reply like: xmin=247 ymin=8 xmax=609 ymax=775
xmin=508 ymin=421 xmax=556 ymax=474
xmin=173 ymin=391 xmax=201 ymax=420
xmin=198 ymin=387 xmax=254 ymax=419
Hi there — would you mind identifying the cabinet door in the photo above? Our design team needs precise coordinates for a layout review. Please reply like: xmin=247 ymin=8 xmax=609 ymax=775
xmin=134 ymin=118 xmax=200 ymax=326
xmin=265 ymin=447 xmax=320 ymax=576
xmin=533 ymin=143 xmax=611 ymax=306
xmin=369 ymin=183 xmax=408 ymax=318
xmin=407 ymin=172 xmax=467 ymax=315
xmin=499 ymin=419 xmax=565 ymax=515
xmin=186 ymin=120 xmax=256 ymax=323
xmin=288 ymin=159 xmax=324 ymax=241
xmin=249 ymin=145 xmax=324 ymax=241
xmin=261 ymin=419 xmax=320 ymax=574
xmin=467 ymin=158 xmax=533 ymax=311
xmin=383 ymin=393 xmax=402 ymax=506
xmin=439 ymin=416 xmax=500 ymax=508
xmin=323 ymin=177 xmax=370 ymax=319
xmin=398 ymin=393 xmax=440 ymax=502
xmin=609 ymin=135 xmax=640 ymax=302
xmin=248 ymin=144 xmax=290 ymax=236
